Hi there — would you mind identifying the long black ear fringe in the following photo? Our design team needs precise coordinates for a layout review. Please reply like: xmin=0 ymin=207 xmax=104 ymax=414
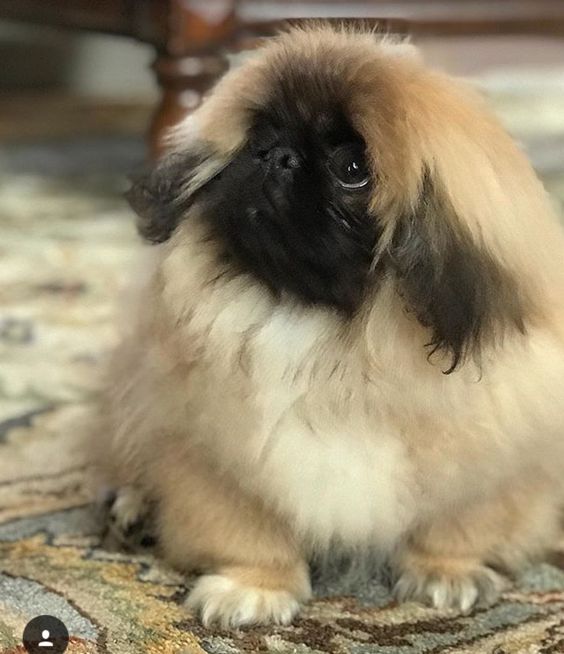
xmin=389 ymin=173 xmax=526 ymax=374
xmin=125 ymin=152 xmax=204 ymax=244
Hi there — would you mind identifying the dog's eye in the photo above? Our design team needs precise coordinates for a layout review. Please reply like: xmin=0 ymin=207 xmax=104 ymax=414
xmin=328 ymin=144 xmax=370 ymax=189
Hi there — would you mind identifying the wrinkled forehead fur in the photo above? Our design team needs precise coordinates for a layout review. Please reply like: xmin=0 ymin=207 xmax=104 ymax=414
xmin=143 ymin=25 xmax=564 ymax=371
xmin=169 ymin=26 xmax=545 ymax=226
xmin=167 ymin=25 xmax=561 ymax=268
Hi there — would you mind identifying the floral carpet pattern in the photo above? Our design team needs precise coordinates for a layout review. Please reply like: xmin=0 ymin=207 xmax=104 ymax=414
xmin=1 ymin=76 xmax=564 ymax=653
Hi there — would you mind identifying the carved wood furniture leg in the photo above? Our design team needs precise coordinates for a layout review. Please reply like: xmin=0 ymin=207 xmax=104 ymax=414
xmin=150 ymin=50 xmax=229 ymax=158
xmin=149 ymin=0 xmax=236 ymax=159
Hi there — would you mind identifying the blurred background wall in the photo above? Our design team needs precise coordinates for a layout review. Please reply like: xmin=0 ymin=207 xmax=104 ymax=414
xmin=0 ymin=21 xmax=157 ymax=97
xmin=1 ymin=19 xmax=564 ymax=98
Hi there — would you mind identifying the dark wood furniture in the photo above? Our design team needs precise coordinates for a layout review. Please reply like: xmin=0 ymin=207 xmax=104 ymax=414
xmin=2 ymin=0 xmax=564 ymax=157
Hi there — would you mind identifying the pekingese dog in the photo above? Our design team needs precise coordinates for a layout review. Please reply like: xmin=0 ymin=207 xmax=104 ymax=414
xmin=92 ymin=25 xmax=564 ymax=628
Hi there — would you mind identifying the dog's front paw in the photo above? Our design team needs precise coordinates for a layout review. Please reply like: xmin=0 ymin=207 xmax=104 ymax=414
xmin=186 ymin=574 xmax=303 ymax=628
xmin=105 ymin=485 xmax=156 ymax=549
xmin=394 ymin=555 xmax=508 ymax=613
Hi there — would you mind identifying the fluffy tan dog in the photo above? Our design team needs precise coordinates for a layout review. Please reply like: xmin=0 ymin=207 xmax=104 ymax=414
xmin=92 ymin=25 xmax=564 ymax=628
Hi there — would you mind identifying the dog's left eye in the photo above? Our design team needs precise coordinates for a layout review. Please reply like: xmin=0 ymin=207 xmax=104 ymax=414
xmin=328 ymin=144 xmax=370 ymax=189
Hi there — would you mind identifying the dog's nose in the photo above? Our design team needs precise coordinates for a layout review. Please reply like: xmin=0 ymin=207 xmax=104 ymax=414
xmin=267 ymin=146 xmax=301 ymax=171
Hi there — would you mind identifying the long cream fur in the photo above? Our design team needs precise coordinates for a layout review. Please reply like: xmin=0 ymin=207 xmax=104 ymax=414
xmin=91 ymin=26 xmax=564 ymax=627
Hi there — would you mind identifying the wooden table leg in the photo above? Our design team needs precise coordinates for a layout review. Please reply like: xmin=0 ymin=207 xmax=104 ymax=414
xmin=150 ymin=50 xmax=229 ymax=158
xmin=148 ymin=0 xmax=236 ymax=159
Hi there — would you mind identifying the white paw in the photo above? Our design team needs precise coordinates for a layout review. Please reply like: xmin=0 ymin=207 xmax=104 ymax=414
xmin=394 ymin=565 xmax=507 ymax=614
xmin=186 ymin=574 xmax=302 ymax=628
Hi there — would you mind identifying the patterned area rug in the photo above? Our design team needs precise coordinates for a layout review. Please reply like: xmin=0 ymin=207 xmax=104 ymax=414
xmin=1 ymin=77 xmax=564 ymax=653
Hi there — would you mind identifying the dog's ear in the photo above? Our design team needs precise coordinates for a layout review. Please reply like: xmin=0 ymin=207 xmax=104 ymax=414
xmin=126 ymin=150 xmax=227 ymax=244
xmin=389 ymin=172 xmax=526 ymax=373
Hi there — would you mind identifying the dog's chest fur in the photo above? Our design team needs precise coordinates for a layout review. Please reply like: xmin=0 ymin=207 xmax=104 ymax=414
xmin=162 ymin=254 xmax=415 ymax=548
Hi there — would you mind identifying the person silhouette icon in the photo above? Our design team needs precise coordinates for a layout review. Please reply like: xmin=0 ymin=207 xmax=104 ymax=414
xmin=23 ymin=615 xmax=69 ymax=654
xmin=38 ymin=630 xmax=53 ymax=648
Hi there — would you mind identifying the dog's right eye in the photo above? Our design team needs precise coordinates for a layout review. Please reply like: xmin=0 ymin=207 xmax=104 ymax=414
xmin=328 ymin=144 xmax=370 ymax=189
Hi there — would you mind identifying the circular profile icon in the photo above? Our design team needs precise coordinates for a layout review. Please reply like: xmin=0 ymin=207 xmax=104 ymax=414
xmin=23 ymin=616 xmax=69 ymax=654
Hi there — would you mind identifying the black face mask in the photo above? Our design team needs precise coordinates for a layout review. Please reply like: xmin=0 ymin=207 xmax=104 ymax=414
xmin=197 ymin=109 xmax=378 ymax=314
